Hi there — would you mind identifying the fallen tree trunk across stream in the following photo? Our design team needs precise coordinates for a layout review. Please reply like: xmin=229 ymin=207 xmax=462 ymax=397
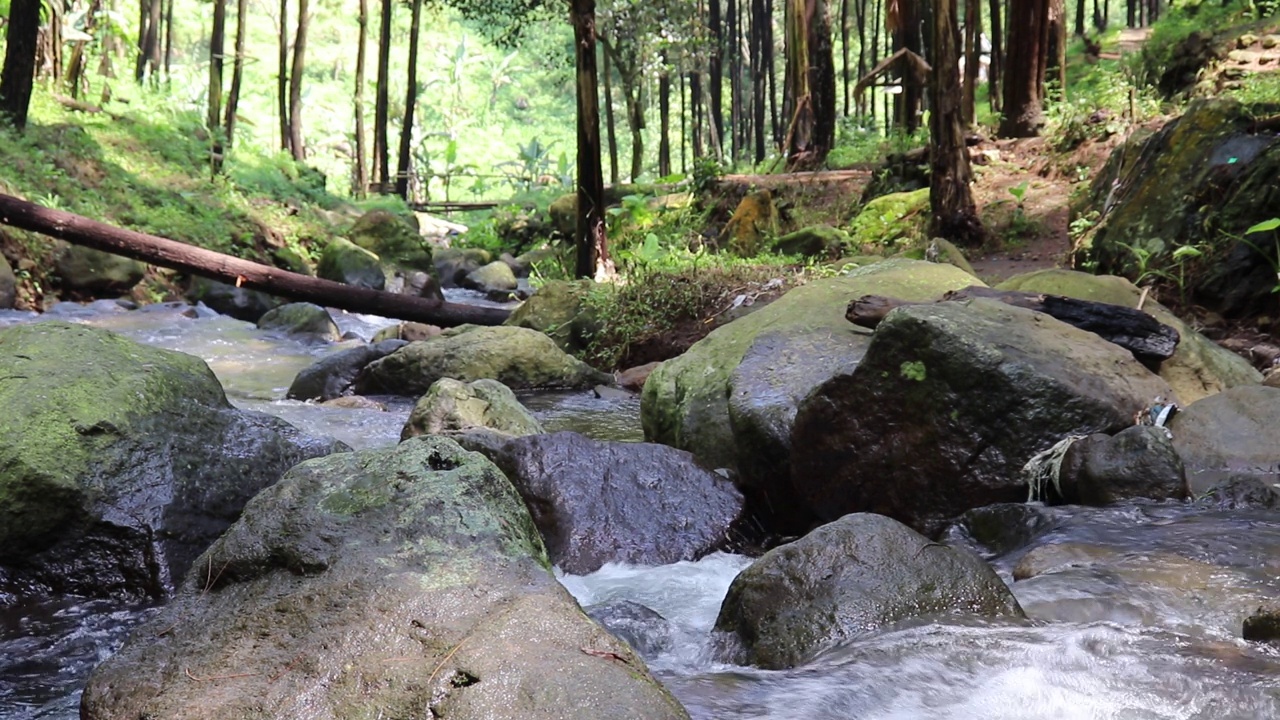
xmin=0 ymin=193 xmax=510 ymax=326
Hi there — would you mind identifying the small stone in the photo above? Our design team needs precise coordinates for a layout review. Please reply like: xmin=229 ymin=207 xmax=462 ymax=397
xmin=1244 ymin=607 xmax=1280 ymax=643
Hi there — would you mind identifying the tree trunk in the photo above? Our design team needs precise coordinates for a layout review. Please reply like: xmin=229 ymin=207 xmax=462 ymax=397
xmin=135 ymin=0 xmax=161 ymax=83
xmin=1047 ymin=0 xmax=1068 ymax=101
xmin=163 ymin=0 xmax=174 ymax=80
xmin=767 ymin=0 xmax=779 ymax=147
xmin=892 ymin=0 xmax=923 ymax=133
xmin=394 ymin=0 xmax=424 ymax=199
xmin=783 ymin=0 xmax=836 ymax=168
xmin=752 ymin=0 xmax=768 ymax=162
xmin=988 ymin=0 xmax=1002 ymax=112
xmin=0 ymin=0 xmax=40 ymax=130
xmin=1076 ymin=0 xmax=1086 ymax=35
xmin=354 ymin=0 xmax=369 ymax=198
xmin=709 ymin=0 xmax=725 ymax=157
xmin=998 ymin=0 xmax=1049 ymax=137
xmin=930 ymin=0 xmax=983 ymax=246
xmin=277 ymin=0 xmax=290 ymax=154
xmin=659 ymin=54 xmax=672 ymax=176
xmin=224 ymin=0 xmax=249 ymax=149
xmin=690 ymin=69 xmax=703 ymax=159
xmin=67 ymin=0 xmax=104 ymax=99
xmin=374 ymin=0 xmax=393 ymax=192
xmin=962 ymin=0 xmax=979 ymax=125
xmin=571 ymin=0 xmax=611 ymax=279
xmin=854 ymin=0 xmax=866 ymax=115
xmin=288 ymin=0 xmax=310 ymax=161
xmin=208 ymin=0 xmax=227 ymax=173
xmin=840 ymin=0 xmax=850 ymax=116
xmin=602 ymin=46 xmax=619 ymax=183
xmin=0 ymin=193 xmax=509 ymax=326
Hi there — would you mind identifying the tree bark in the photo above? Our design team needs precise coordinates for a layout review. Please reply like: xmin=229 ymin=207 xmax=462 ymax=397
xmin=571 ymin=0 xmax=611 ymax=279
xmin=354 ymin=0 xmax=369 ymax=198
xmin=998 ymin=0 xmax=1049 ymax=137
xmin=395 ymin=0 xmax=424 ymax=199
xmin=659 ymin=55 xmax=672 ymax=176
xmin=602 ymin=46 xmax=619 ymax=184
xmin=752 ymin=0 xmax=769 ymax=162
xmin=0 ymin=0 xmax=40 ymax=130
xmin=962 ymin=0 xmax=979 ymax=125
xmin=1047 ymin=0 xmax=1068 ymax=101
xmin=208 ymin=0 xmax=228 ymax=173
xmin=0 ymin=194 xmax=508 ymax=325
xmin=930 ymin=0 xmax=983 ymax=246
xmin=288 ymin=0 xmax=310 ymax=161
xmin=988 ymin=0 xmax=1002 ymax=112
xmin=135 ymin=0 xmax=162 ymax=82
xmin=689 ymin=69 xmax=703 ymax=159
xmin=783 ymin=0 xmax=836 ymax=168
xmin=163 ymin=0 xmax=174 ymax=80
xmin=278 ymin=0 xmax=290 ymax=155
xmin=224 ymin=0 xmax=249 ymax=149
xmin=374 ymin=0 xmax=393 ymax=192
xmin=1076 ymin=0 xmax=1086 ymax=35
xmin=709 ymin=0 xmax=725 ymax=157
xmin=891 ymin=0 xmax=923 ymax=133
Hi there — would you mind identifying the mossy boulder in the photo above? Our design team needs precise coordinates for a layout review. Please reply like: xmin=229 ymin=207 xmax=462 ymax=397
xmin=771 ymin=225 xmax=849 ymax=258
xmin=287 ymin=339 xmax=407 ymax=402
xmin=504 ymin=279 xmax=598 ymax=354
xmin=54 ymin=244 xmax=147 ymax=295
xmin=0 ymin=322 xmax=342 ymax=599
xmin=435 ymin=247 xmax=492 ymax=287
xmin=548 ymin=193 xmax=578 ymax=236
xmin=401 ymin=378 xmax=544 ymax=440
xmin=715 ymin=513 xmax=1023 ymax=669
xmin=1074 ymin=99 xmax=1280 ymax=316
xmin=256 ymin=302 xmax=342 ymax=342
xmin=718 ymin=189 xmax=780 ymax=257
xmin=317 ymin=237 xmax=386 ymax=290
xmin=0 ymin=254 xmax=15 ymax=309
xmin=346 ymin=209 xmax=433 ymax=271
xmin=462 ymin=260 xmax=519 ymax=298
xmin=928 ymin=237 xmax=978 ymax=277
xmin=997 ymin=269 xmax=1260 ymax=403
xmin=80 ymin=437 xmax=688 ymax=720
xmin=355 ymin=325 xmax=611 ymax=396
xmin=847 ymin=188 xmax=930 ymax=253
xmin=641 ymin=259 xmax=981 ymax=533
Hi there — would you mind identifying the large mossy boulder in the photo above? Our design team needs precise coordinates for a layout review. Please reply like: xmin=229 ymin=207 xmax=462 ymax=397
xmin=641 ymin=259 xmax=982 ymax=532
xmin=771 ymin=225 xmax=849 ymax=258
xmin=0 ymin=254 xmax=16 ymax=309
xmin=715 ymin=513 xmax=1023 ymax=670
xmin=505 ymin=279 xmax=597 ymax=354
xmin=317 ymin=237 xmax=386 ymax=290
xmin=401 ymin=378 xmax=544 ymax=440
xmin=355 ymin=325 xmax=611 ymax=396
xmin=847 ymin=187 xmax=930 ymax=253
xmin=997 ymin=269 xmax=1260 ymax=403
xmin=790 ymin=297 xmax=1176 ymax=533
xmin=1168 ymin=385 xmax=1280 ymax=497
xmin=462 ymin=260 xmax=519 ymax=298
xmin=80 ymin=437 xmax=688 ymax=720
xmin=435 ymin=247 xmax=492 ymax=287
xmin=718 ymin=189 xmax=780 ymax=257
xmin=493 ymin=431 xmax=745 ymax=574
xmin=54 ymin=244 xmax=147 ymax=295
xmin=346 ymin=209 xmax=433 ymax=271
xmin=1075 ymin=98 xmax=1280 ymax=316
xmin=0 ymin=322 xmax=342 ymax=600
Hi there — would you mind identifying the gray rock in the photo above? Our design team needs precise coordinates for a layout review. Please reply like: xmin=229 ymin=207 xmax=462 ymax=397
xmin=791 ymin=298 xmax=1177 ymax=534
xmin=494 ymin=431 xmax=746 ymax=573
xmin=586 ymin=600 xmax=676 ymax=658
xmin=0 ymin=322 xmax=343 ymax=600
xmin=401 ymin=378 xmax=544 ymax=440
xmin=256 ymin=302 xmax=341 ymax=342
xmin=463 ymin=260 xmax=519 ymax=299
xmin=940 ymin=503 xmax=1058 ymax=559
xmin=186 ymin=277 xmax=282 ymax=322
xmin=1168 ymin=385 xmax=1280 ymax=497
xmin=54 ymin=244 xmax=146 ymax=294
xmin=317 ymin=237 xmax=385 ymax=290
xmin=715 ymin=513 xmax=1023 ymax=669
xmin=286 ymin=339 xmax=407 ymax=401
xmin=1057 ymin=426 xmax=1187 ymax=505
xmin=0 ymin=254 xmax=15 ymax=309
xmin=80 ymin=437 xmax=688 ymax=720
xmin=434 ymin=247 xmax=491 ymax=287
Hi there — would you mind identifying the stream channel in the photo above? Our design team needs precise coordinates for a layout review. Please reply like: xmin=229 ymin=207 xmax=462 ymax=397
xmin=2 ymin=300 xmax=1280 ymax=719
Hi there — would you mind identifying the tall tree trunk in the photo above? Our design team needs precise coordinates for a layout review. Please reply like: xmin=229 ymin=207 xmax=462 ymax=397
xmin=767 ymin=0 xmax=780 ymax=147
xmin=163 ymin=0 xmax=174 ymax=80
xmin=1047 ymin=0 xmax=1067 ymax=101
xmin=374 ymin=0 xmax=393 ymax=192
xmin=135 ymin=0 xmax=162 ymax=83
xmin=354 ymin=0 xmax=369 ymax=198
xmin=690 ymin=70 xmax=704 ymax=159
xmin=783 ymin=0 xmax=836 ymax=168
xmin=627 ymin=85 xmax=644 ymax=180
xmin=1126 ymin=0 xmax=1135 ymax=27
xmin=998 ymin=0 xmax=1048 ymax=137
xmin=224 ymin=0 xmax=249 ymax=149
xmin=988 ymin=0 xmax=1002 ymax=112
xmin=709 ymin=0 xmax=725 ymax=158
xmin=728 ymin=0 xmax=739 ymax=160
xmin=930 ymin=0 xmax=983 ymax=245
xmin=752 ymin=0 xmax=768 ymax=162
xmin=67 ymin=0 xmax=104 ymax=99
xmin=0 ymin=0 xmax=41 ymax=130
xmin=571 ymin=0 xmax=611 ymax=279
xmin=288 ymin=0 xmax=310 ymax=161
xmin=278 ymin=0 xmax=290 ymax=154
xmin=892 ymin=0 xmax=923 ymax=133
xmin=659 ymin=54 xmax=672 ymax=176
xmin=208 ymin=0 xmax=228 ymax=173
xmin=854 ymin=0 xmax=866 ymax=115
xmin=603 ymin=46 xmax=619 ymax=183
xmin=394 ymin=0 xmax=423 ymax=199
xmin=841 ymin=0 xmax=850 ymax=116
xmin=962 ymin=0 xmax=979 ymax=125
xmin=1076 ymin=0 xmax=1086 ymax=35
xmin=680 ymin=70 xmax=688 ymax=172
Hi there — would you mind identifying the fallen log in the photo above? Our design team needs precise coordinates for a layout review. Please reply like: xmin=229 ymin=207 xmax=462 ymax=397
xmin=0 ymin=192 xmax=510 ymax=326
xmin=846 ymin=285 xmax=1180 ymax=364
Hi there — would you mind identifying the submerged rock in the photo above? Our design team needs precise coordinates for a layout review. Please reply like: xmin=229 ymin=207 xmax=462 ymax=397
xmin=434 ymin=247 xmax=491 ymax=287
xmin=0 ymin=322 xmax=342 ymax=600
xmin=1167 ymin=385 xmax=1280 ymax=497
xmin=401 ymin=378 xmax=544 ymax=440
xmin=286 ymin=339 xmax=407 ymax=401
xmin=586 ymin=600 xmax=676 ymax=658
xmin=80 ymin=437 xmax=688 ymax=720
xmin=493 ymin=431 xmax=746 ymax=574
xmin=791 ymin=297 xmax=1176 ymax=533
xmin=715 ymin=513 xmax=1023 ymax=669
xmin=256 ymin=302 xmax=341 ymax=342
xmin=186 ymin=277 xmax=281 ymax=322
xmin=940 ymin=503 xmax=1059 ymax=560
xmin=355 ymin=325 xmax=611 ymax=396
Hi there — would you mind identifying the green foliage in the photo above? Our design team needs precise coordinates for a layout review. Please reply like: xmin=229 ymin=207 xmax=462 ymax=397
xmin=1236 ymin=217 xmax=1280 ymax=293
xmin=1045 ymin=64 xmax=1159 ymax=150
xmin=691 ymin=157 xmax=724 ymax=196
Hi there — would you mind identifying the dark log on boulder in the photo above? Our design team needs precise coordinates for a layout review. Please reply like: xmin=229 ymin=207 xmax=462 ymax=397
xmin=0 ymin=193 xmax=509 ymax=326
xmin=847 ymin=285 xmax=1179 ymax=364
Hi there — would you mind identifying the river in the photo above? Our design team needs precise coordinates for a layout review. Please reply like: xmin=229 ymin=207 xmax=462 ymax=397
xmin=2 ymin=301 xmax=1278 ymax=719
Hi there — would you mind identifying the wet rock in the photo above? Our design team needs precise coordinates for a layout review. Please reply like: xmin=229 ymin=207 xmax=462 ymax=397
xmin=80 ymin=437 xmax=688 ymax=720
xmin=1168 ymin=385 xmax=1280 ymax=496
xmin=1012 ymin=542 xmax=1122 ymax=580
xmin=926 ymin=237 xmax=978 ymax=277
xmin=371 ymin=321 xmax=442 ymax=343
xmin=355 ymin=325 xmax=611 ymax=396
xmin=643 ymin=259 xmax=980 ymax=534
xmin=715 ymin=513 xmax=1023 ymax=669
xmin=256 ymin=302 xmax=341 ymax=342
xmin=493 ymin=432 xmax=746 ymax=574
xmin=618 ymin=361 xmax=662 ymax=391
xmin=1055 ymin=426 xmax=1188 ymax=506
xmin=186 ymin=277 xmax=282 ymax=322
xmin=0 ymin=254 xmax=15 ymax=309
xmin=500 ymin=251 xmax=530 ymax=278
xmin=504 ymin=279 xmax=597 ymax=354
xmin=0 ymin=322 xmax=343 ymax=600
xmin=286 ymin=339 xmax=407 ymax=402
xmin=462 ymin=260 xmax=519 ymax=299
xmin=317 ymin=237 xmax=385 ymax=290
xmin=434 ymin=247 xmax=491 ymax=287
xmin=54 ymin=244 xmax=146 ymax=295
xmin=1244 ymin=607 xmax=1280 ymax=644
xmin=997 ymin=269 xmax=1260 ymax=404
xmin=385 ymin=269 xmax=445 ymax=302
xmin=346 ymin=209 xmax=433 ymax=272
xmin=791 ymin=297 xmax=1176 ymax=534
xmin=401 ymin=378 xmax=543 ymax=440
xmin=940 ymin=503 xmax=1058 ymax=559
xmin=1195 ymin=475 xmax=1280 ymax=510
xmin=585 ymin=600 xmax=676 ymax=658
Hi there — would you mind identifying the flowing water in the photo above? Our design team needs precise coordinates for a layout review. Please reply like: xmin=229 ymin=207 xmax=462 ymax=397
xmin=3 ymin=302 xmax=1280 ymax=719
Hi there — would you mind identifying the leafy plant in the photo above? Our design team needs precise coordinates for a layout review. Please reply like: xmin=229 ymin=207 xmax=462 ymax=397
xmin=1237 ymin=217 xmax=1280 ymax=293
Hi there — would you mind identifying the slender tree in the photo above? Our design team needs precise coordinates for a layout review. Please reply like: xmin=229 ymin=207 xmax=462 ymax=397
xmin=135 ymin=0 xmax=162 ymax=82
xmin=783 ymin=0 xmax=836 ymax=167
xmin=889 ymin=0 xmax=924 ymax=133
xmin=962 ymin=0 xmax=979 ymax=125
xmin=930 ymin=0 xmax=983 ymax=245
xmin=208 ymin=0 xmax=228 ymax=172
xmin=602 ymin=45 xmax=620 ymax=183
xmin=354 ymin=0 xmax=369 ymax=198
xmin=658 ymin=51 xmax=673 ymax=176
xmin=394 ymin=0 xmax=424 ymax=199
xmin=0 ymin=0 xmax=41 ymax=130
xmin=287 ymin=0 xmax=311 ymax=161
xmin=277 ymin=0 xmax=290 ymax=154
xmin=163 ymin=0 xmax=175 ymax=80
xmin=224 ymin=0 xmax=250 ymax=148
xmin=998 ymin=0 xmax=1049 ymax=137
xmin=571 ymin=0 xmax=612 ymax=279
xmin=709 ymin=0 xmax=725 ymax=156
xmin=988 ymin=0 xmax=1002 ymax=112
xmin=374 ymin=0 xmax=393 ymax=192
